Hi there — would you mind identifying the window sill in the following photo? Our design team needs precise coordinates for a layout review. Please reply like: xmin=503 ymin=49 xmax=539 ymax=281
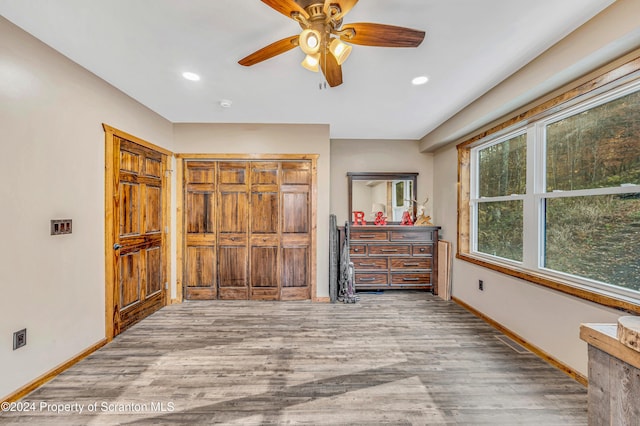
xmin=456 ymin=252 xmax=640 ymax=315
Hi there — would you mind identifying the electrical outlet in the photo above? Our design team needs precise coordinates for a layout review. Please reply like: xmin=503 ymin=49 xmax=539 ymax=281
xmin=13 ymin=328 xmax=27 ymax=350
xmin=478 ymin=280 xmax=484 ymax=291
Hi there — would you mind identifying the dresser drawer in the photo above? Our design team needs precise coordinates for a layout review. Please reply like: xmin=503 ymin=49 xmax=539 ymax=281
xmin=350 ymin=244 xmax=366 ymax=256
xmin=351 ymin=230 xmax=388 ymax=241
xmin=390 ymin=230 xmax=434 ymax=242
xmin=368 ymin=245 xmax=410 ymax=256
xmin=355 ymin=273 xmax=388 ymax=285
xmin=352 ymin=258 xmax=388 ymax=270
xmin=390 ymin=258 xmax=431 ymax=270
xmin=412 ymin=244 xmax=433 ymax=256
xmin=391 ymin=273 xmax=431 ymax=285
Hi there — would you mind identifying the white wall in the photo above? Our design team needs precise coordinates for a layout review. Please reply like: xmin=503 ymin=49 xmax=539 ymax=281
xmin=330 ymin=139 xmax=434 ymax=225
xmin=0 ymin=17 xmax=174 ymax=399
xmin=173 ymin=123 xmax=331 ymax=298
xmin=429 ymin=0 xmax=640 ymax=376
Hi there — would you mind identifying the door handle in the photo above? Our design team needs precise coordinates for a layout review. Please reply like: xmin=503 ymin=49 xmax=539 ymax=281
xmin=113 ymin=243 xmax=123 ymax=250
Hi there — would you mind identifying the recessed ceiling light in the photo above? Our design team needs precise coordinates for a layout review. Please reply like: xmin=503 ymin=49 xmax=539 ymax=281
xmin=182 ymin=72 xmax=201 ymax=81
xmin=412 ymin=75 xmax=429 ymax=85
xmin=219 ymin=99 xmax=232 ymax=108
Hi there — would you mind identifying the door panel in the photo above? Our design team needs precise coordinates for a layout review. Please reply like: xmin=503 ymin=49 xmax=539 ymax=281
xmin=119 ymin=182 xmax=140 ymax=236
xmin=145 ymin=247 xmax=162 ymax=295
xmin=120 ymin=250 xmax=141 ymax=308
xmin=251 ymin=192 xmax=278 ymax=233
xmin=219 ymin=192 xmax=248 ymax=233
xmin=145 ymin=186 xmax=162 ymax=233
xmin=186 ymin=192 xmax=215 ymax=234
xmin=251 ymin=162 xmax=279 ymax=185
xmin=112 ymin=137 xmax=167 ymax=335
xmin=120 ymin=149 xmax=141 ymax=174
xmin=145 ymin=157 xmax=162 ymax=178
xmin=281 ymin=246 xmax=310 ymax=300
xmin=218 ymin=246 xmax=248 ymax=299
xmin=217 ymin=162 xmax=249 ymax=299
xmin=219 ymin=161 xmax=247 ymax=184
xmin=250 ymin=246 xmax=279 ymax=300
xmin=184 ymin=161 xmax=217 ymax=300
xmin=280 ymin=162 xmax=311 ymax=300
xmin=281 ymin=161 xmax=310 ymax=185
xmin=219 ymin=246 xmax=247 ymax=286
xmin=282 ymin=191 xmax=309 ymax=233
xmin=185 ymin=246 xmax=216 ymax=299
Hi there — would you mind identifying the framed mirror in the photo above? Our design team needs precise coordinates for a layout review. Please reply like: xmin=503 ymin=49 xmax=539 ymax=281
xmin=347 ymin=172 xmax=418 ymax=223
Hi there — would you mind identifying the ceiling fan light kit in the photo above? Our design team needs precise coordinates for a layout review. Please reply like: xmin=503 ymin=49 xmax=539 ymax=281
xmin=299 ymin=28 xmax=321 ymax=54
xmin=301 ymin=53 xmax=321 ymax=72
xmin=239 ymin=0 xmax=425 ymax=87
xmin=329 ymin=38 xmax=352 ymax=65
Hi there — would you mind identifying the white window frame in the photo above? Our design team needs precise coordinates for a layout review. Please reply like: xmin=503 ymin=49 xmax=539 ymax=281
xmin=468 ymin=79 xmax=640 ymax=303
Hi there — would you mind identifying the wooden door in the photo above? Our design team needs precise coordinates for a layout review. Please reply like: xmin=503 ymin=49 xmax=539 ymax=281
xmin=184 ymin=161 xmax=217 ymax=300
xmin=110 ymin=136 xmax=168 ymax=336
xmin=217 ymin=162 xmax=249 ymax=300
xmin=280 ymin=161 xmax=311 ymax=300
xmin=250 ymin=162 xmax=280 ymax=300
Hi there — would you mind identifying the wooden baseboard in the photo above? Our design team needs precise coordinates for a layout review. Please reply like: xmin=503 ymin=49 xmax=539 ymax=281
xmin=1 ymin=339 xmax=108 ymax=403
xmin=452 ymin=296 xmax=588 ymax=387
xmin=314 ymin=296 xmax=330 ymax=303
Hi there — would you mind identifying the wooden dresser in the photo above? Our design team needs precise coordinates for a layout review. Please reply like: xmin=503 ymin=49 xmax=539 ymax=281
xmin=349 ymin=225 xmax=440 ymax=294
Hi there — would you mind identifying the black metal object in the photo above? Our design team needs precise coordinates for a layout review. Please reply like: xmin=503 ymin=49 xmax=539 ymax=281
xmin=329 ymin=214 xmax=339 ymax=303
xmin=338 ymin=221 xmax=359 ymax=303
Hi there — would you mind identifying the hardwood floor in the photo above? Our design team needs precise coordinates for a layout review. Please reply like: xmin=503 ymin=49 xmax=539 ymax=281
xmin=1 ymin=292 xmax=587 ymax=425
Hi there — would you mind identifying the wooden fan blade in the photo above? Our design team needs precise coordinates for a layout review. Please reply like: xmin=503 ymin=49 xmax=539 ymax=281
xmin=332 ymin=0 xmax=358 ymax=20
xmin=261 ymin=0 xmax=309 ymax=20
xmin=320 ymin=49 xmax=343 ymax=87
xmin=341 ymin=23 xmax=425 ymax=47
xmin=238 ymin=35 xmax=299 ymax=66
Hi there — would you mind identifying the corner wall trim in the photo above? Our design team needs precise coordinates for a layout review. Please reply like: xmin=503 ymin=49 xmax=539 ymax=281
xmin=1 ymin=339 xmax=108 ymax=403
xmin=452 ymin=296 xmax=588 ymax=387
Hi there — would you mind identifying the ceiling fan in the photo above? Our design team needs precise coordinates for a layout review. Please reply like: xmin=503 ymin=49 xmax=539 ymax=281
xmin=238 ymin=0 xmax=426 ymax=87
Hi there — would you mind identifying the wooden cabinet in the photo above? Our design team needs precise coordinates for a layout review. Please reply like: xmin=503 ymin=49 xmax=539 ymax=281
xmin=349 ymin=225 xmax=440 ymax=293
xmin=181 ymin=157 xmax=316 ymax=301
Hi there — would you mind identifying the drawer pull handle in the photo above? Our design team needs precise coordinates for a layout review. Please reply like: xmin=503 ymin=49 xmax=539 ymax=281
xmin=360 ymin=277 xmax=377 ymax=282
xmin=382 ymin=249 xmax=398 ymax=252
xmin=419 ymin=248 xmax=426 ymax=252
xmin=402 ymin=278 xmax=420 ymax=281
xmin=359 ymin=263 xmax=376 ymax=267
xmin=403 ymin=263 xmax=420 ymax=267
xmin=358 ymin=235 xmax=377 ymax=238
xmin=353 ymin=248 xmax=360 ymax=252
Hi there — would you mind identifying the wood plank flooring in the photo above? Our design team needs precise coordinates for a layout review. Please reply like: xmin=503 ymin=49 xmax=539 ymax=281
xmin=0 ymin=292 xmax=587 ymax=425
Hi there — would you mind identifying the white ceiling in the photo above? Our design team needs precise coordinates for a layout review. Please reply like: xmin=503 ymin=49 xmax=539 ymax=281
xmin=0 ymin=0 xmax=616 ymax=140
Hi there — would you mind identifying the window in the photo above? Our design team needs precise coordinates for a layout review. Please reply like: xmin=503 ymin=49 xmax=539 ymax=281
xmin=541 ymin=87 xmax=640 ymax=294
xmin=474 ymin=132 xmax=526 ymax=262
xmin=459 ymin=66 xmax=640 ymax=311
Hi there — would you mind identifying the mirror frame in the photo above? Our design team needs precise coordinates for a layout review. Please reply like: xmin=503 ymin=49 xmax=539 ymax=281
xmin=347 ymin=172 xmax=418 ymax=223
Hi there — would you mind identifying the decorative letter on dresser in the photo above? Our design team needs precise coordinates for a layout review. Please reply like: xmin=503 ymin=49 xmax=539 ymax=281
xmin=349 ymin=225 xmax=440 ymax=294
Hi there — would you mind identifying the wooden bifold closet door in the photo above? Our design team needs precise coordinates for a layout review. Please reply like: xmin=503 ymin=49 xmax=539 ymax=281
xmin=182 ymin=158 xmax=314 ymax=301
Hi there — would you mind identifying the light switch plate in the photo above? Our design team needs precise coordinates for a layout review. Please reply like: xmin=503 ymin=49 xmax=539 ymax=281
xmin=51 ymin=219 xmax=72 ymax=235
